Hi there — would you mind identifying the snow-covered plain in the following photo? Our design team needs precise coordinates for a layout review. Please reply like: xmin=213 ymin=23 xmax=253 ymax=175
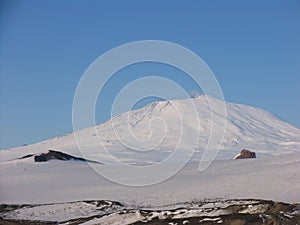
xmin=1 ymin=152 xmax=300 ymax=205
xmin=0 ymin=96 xmax=300 ymax=223
xmin=1 ymin=152 xmax=300 ymax=223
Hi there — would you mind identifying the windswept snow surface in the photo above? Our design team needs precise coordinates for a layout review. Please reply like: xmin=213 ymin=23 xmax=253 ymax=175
xmin=1 ymin=152 xmax=300 ymax=204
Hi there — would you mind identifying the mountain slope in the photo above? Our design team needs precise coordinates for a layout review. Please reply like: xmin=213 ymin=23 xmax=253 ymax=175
xmin=1 ymin=96 xmax=299 ymax=163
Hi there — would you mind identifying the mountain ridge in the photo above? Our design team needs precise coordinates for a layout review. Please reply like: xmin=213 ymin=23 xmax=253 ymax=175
xmin=1 ymin=96 xmax=299 ymax=163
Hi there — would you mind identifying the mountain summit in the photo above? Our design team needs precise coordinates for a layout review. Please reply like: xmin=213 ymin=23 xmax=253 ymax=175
xmin=1 ymin=96 xmax=300 ymax=163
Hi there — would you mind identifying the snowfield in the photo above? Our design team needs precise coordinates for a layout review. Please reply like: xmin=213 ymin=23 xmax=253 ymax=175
xmin=1 ymin=152 xmax=300 ymax=205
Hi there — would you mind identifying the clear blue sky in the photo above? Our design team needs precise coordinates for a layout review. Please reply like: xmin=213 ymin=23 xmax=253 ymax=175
xmin=0 ymin=0 xmax=299 ymax=149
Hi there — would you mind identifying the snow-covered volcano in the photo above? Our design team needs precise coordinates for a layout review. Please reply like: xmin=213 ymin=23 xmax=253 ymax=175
xmin=1 ymin=96 xmax=300 ymax=213
xmin=1 ymin=95 xmax=300 ymax=163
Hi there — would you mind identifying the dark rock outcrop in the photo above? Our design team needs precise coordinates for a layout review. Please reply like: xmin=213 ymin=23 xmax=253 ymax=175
xmin=233 ymin=149 xmax=256 ymax=159
xmin=34 ymin=150 xmax=83 ymax=162
xmin=34 ymin=150 xmax=101 ymax=164
xmin=19 ymin=154 xmax=34 ymax=159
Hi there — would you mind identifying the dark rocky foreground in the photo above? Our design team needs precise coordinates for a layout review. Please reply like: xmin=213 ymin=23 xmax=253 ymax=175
xmin=1 ymin=199 xmax=299 ymax=225
xmin=19 ymin=150 xmax=102 ymax=164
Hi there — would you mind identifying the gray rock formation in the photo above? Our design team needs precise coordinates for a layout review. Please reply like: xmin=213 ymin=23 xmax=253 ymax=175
xmin=233 ymin=149 xmax=256 ymax=159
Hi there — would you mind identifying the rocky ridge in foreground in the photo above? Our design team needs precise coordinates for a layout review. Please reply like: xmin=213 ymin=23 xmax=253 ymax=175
xmin=1 ymin=199 xmax=299 ymax=225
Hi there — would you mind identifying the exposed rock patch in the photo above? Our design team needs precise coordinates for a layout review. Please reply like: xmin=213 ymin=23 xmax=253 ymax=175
xmin=1 ymin=199 xmax=299 ymax=225
xmin=34 ymin=150 xmax=84 ymax=162
xmin=16 ymin=150 xmax=101 ymax=164
xmin=33 ymin=150 xmax=101 ymax=164
xmin=234 ymin=149 xmax=256 ymax=159
xmin=19 ymin=154 xmax=34 ymax=159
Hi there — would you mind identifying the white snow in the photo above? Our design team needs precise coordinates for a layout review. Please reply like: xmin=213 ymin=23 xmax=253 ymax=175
xmin=199 ymin=217 xmax=222 ymax=222
xmin=0 ymin=152 xmax=300 ymax=205
xmin=79 ymin=212 xmax=143 ymax=225
xmin=3 ymin=202 xmax=101 ymax=222
xmin=0 ymin=96 xmax=300 ymax=222
xmin=1 ymin=96 xmax=299 ymax=164
xmin=2 ymin=198 xmax=294 ymax=223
